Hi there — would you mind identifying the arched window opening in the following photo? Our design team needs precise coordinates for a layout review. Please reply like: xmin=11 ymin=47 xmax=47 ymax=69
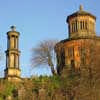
xmin=85 ymin=21 xmax=87 ymax=30
xmin=76 ymin=20 xmax=78 ymax=32
xmin=83 ymin=21 xmax=85 ymax=29
xmin=74 ymin=23 xmax=76 ymax=32
xmin=68 ymin=47 xmax=74 ymax=58
xmin=80 ymin=21 xmax=83 ymax=30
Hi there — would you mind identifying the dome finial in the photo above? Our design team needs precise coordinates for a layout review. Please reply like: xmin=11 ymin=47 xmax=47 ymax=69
xmin=79 ymin=5 xmax=83 ymax=11
xmin=10 ymin=25 xmax=16 ymax=31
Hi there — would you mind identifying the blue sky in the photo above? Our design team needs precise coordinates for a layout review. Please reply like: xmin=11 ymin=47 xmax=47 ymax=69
xmin=0 ymin=0 xmax=100 ymax=77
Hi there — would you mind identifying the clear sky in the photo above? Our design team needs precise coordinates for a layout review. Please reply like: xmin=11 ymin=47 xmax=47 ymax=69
xmin=0 ymin=0 xmax=100 ymax=77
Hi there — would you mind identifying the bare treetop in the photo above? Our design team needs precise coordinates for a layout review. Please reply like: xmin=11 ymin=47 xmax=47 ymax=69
xmin=31 ymin=39 xmax=58 ymax=75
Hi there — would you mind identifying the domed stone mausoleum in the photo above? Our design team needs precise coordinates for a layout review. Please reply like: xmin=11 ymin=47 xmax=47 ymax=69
xmin=55 ymin=5 xmax=100 ymax=75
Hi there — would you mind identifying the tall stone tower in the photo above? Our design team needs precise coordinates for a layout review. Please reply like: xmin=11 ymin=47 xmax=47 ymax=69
xmin=5 ymin=26 xmax=21 ymax=81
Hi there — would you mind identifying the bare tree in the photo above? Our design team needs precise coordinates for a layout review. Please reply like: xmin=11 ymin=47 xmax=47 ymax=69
xmin=31 ymin=39 xmax=58 ymax=75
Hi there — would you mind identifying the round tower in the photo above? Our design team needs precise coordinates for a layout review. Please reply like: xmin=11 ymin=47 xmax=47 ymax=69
xmin=55 ymin=5 xmax=100 ymax=75
xmin=67 ymin=5 xmax=96 ymax=38
xmin=5 ymin=26 xmax=21 ymax=81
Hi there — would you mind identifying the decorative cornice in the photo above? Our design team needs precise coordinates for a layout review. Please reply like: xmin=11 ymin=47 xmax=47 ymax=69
xmin=57 ymin=36 xmax=100 ymax=44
